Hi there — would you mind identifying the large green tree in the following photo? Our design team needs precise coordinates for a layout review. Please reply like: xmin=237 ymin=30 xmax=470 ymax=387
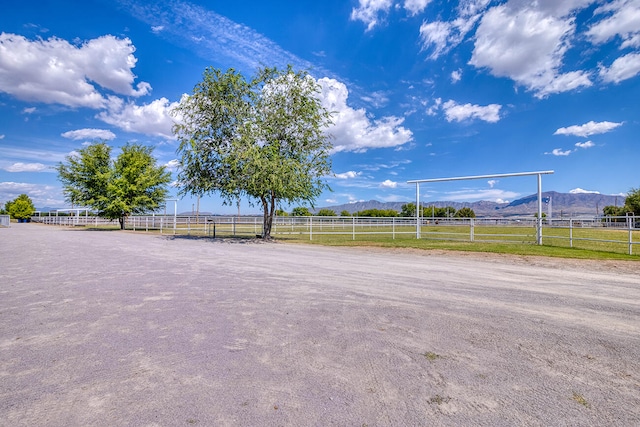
xmin=5 ymin=194 xmax=35 ymax=220
xmin=624 ymin=187 xmax=640 ymax=215
xmin=57 ymin=142 xmax=171 ymax=229
xmin=173 ymin=66 xmax=333 ymax=239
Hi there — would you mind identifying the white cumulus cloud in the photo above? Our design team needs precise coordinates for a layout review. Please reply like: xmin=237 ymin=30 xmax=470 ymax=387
xmin=350 ymin=0 xmax=394 ymax=31
xmin=61 ymin=128 xmax=116 ymax=141
xmin=96 ymin=97 xmax=180 ymax=139
xmin=547 ymin=148 xmax=572 ymax=156
xmin=0 ymin=181 xmax=61 ymax=206
xmin=334 ymin=171 xmax=361 ymax=179
xmin=554 ymin=120 xmax=623 ymax=137
xmin=0 ymin=33 xmax=151 ymax=108
xmin=587 ymin=0 xmax=640 ymax=48
xmin=599 ymin=52 xmax=640 ymax=83
xmin=575 ymin=140 xmax=595 ymax=149
xmin=3 ymin=162 xmax=49 ymax=172
xmin=380 ymin=179 xmax=397 ymax=188
xmin=164 ymin=159 xmax=180 ymax=170
xmin=317 ymin=78 xmax=413 ymax=152
xmin=419 ymin=21 xmax=453 ymax=59
xmin=404 ymin=0 xmax=432 ymax=16
xmin=469 ymin=3 xmax=592 ymax=98
xmin=419 ymin=0 xmax=490 ymax=59
xmin=570 ymin=188 xmax=600 ymax=194
xmin=442 ymin=100 xmax=501 ymax=123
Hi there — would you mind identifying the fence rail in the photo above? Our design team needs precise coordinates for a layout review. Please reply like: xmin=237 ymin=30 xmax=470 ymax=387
xmin=0 ymin=215 xmax=10 ymax=228
xmin=31 ymin=214 xmax=639 ymax=255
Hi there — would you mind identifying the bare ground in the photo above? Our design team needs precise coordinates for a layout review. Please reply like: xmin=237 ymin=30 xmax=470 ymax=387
xmin=1 ymin=224 xmax=639 ymax=426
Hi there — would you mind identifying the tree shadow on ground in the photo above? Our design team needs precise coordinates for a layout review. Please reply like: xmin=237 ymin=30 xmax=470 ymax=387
xmin=164 ymin=235 xmax=274 ymax=244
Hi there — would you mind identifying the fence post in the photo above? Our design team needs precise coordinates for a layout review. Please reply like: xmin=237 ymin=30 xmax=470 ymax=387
xmin=310 ymin=216 xmax=313 ymax=241
xmin=470 ymin=218 xmax=474 ymax=242
xmin=629 ymin=220 xmax=633 ymax=255
xmin=392 ymin=217 xmax=395 ymax=240
xmin=569 ymin=218 xmax=573 ymax=248
xmin=352 ymin=216 xmax=355 ymax=240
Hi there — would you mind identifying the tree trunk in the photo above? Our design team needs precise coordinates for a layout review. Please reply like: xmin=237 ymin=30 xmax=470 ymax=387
xmin=119 ymin=216 xmax=125 ymax=230
xmin=260 ymin=192 xmax=276 ymax=239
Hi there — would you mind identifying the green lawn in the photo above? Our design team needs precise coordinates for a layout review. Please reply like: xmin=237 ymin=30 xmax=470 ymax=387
xmin=83 ymin=219 xmax=640 ymax=261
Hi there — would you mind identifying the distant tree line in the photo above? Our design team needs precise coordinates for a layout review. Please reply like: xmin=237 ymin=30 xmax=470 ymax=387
xmin=284 ymin=203 xmax=476 ymax=218
xmin=602 ymin=187 xmax=640 ymax=220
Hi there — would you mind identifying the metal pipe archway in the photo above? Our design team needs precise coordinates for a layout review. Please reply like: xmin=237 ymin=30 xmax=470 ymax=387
xmin=407 ymin=170 xmax=554 ymax=245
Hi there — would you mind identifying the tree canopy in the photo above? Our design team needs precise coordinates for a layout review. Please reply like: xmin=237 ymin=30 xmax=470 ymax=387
xmin=353 ymin=208 xmax=399 ymax=217
xmin=57 ymin=142 xmax=171 ymax=229
xmin=173 ymin=66 xmax=333 ymax=239
xmin=454 ymin=207 xmax=476 ymax=218
xmin=624 ymin=187 xmax=640 ymax=215
xmin=4 ymin=194 xmax=35 ymax=220
xmin=316 ymin=208 xmax=336 ymax=216
xmin=602 ymin=205 xmax=626 ymax=217
xmin=291 ymin=206 xmax=312 ymax=216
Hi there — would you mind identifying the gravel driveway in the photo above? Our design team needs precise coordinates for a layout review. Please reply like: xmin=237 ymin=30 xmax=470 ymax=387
xmin=1 ymin=224 xmax=639 ymax=426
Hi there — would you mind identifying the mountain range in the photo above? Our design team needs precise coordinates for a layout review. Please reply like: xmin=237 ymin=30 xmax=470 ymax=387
xmin=319 ymin=191 xmax=625 ymax=218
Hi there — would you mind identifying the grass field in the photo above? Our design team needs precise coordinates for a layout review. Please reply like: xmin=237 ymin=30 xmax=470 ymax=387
xmin=36 ymin=215 xmax=639 ymax=260
xmin=118 ymin=220 xmax=640 ymax=261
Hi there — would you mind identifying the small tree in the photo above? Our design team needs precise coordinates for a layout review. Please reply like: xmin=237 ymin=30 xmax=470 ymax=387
xmin=57 ymin=142 xmax=171 ymax=229
xmin=317 ymin=208 xmax=336 ymax=216
xmin=6 ymin=194 xmax=35 ymax=220
xmin=292 ymin=206 xmax=312 ymax=216
xmin=624 ymin=187 xmax=640 ymax=215
xmin=443 ymin=206 xmax=456 ymax=217
xmin=602 ymin=205 xmax=626 ymax=221
xmin=353 ymin=208 xmax=398 ymax=217
xmin=173 ymin=66 xmax=333 ymax=239
xmin=340 ymin=210 xmax=351 ymax=217
xmin=400 ymin=203 xmax=416 ymax=217
xmin=454 ymin=207 xmax=476 ymax=218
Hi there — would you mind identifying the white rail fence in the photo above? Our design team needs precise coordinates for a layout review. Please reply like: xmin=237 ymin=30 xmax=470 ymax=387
xmin=0 ymin=215 xmax=10 ymax=227
xmin=32 ymin=214 xmax=639 ymax=255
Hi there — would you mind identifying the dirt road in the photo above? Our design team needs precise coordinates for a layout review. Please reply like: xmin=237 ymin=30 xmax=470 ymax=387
xmin=1 ymin=224 xmax=639 ymax=426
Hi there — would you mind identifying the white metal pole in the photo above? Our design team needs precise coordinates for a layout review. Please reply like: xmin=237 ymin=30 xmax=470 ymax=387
xmin=537 ymin=173 xmax=543 ymax=245
xmin=629 ymin=220 xmax=633 ymax=255
xmin=470 ymin=218 xmax=474 ymax=242
xmin=416 ymin=183 xmax=420 ymax=239
xmin=569 ymin=218 xmax=573 ymax=248
xmin=173 ymin=200 xmax=177 ymax=235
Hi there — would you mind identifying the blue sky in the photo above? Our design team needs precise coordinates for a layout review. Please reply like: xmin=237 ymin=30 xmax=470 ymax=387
xmin=1 ymin=0 xmax=639 ymax=214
